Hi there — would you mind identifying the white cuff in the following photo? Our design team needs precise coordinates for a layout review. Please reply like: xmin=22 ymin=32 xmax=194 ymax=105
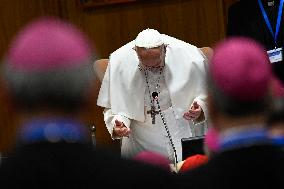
xmin=112 ymin=115 xmax=131 ymax=128
xmin=193 ymin=98 xmax=208 ymax=123
xmin=110 ymin=115 xmax=131 ymax=140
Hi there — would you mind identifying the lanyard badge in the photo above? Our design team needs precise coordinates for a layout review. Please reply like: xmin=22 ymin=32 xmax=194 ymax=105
xmin=258 ymin=0 xmax=284 ymax=63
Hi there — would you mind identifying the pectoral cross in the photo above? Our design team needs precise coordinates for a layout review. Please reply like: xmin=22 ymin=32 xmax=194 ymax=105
xmin=147 ymin=106 xmax=159 ymax=124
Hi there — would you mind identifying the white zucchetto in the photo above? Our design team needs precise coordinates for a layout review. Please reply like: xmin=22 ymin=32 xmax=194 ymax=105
xmin=135 ymin=29 xmax=164 ymax=48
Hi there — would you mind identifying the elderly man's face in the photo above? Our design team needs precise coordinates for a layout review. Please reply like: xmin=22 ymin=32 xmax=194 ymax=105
xmin=135 ymin=45 xmax=165 ymax=68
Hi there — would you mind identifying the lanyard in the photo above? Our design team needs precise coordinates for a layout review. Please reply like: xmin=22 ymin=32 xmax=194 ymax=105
xmin=258 ymin=0 xmax=284 ymax=47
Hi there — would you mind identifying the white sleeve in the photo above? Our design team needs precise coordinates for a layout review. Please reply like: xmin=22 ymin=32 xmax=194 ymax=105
xmin=103 ymin=108 xmax=131 ymax=140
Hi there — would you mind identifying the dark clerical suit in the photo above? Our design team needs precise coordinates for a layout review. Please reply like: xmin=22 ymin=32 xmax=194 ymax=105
xmin=227 ymin=0 xmax=284 ymax=82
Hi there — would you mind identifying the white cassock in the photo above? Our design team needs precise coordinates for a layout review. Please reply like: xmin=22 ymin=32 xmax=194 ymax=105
xmin=97 ymin=34 xmax=208 ymax=163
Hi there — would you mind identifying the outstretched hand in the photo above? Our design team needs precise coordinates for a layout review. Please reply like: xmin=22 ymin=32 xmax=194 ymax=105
xmin=183 ymin=101 xmax=202 ymax=121
xmin=113 ymin=120 xmax=130 ymax=138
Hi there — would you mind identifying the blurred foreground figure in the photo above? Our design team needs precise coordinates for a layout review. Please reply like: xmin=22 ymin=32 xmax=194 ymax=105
xmin=0 ymin=17 xmax=176 ymax=188
xmin=267 ymin=97 xmax=284 ymax=149
xmin=133 ymin=151 xmax=171 ymax=172
xmin=178 ymin=154 xmax=208 ymax=173
xmin=179 ymin=37 xmax=284 ymax=188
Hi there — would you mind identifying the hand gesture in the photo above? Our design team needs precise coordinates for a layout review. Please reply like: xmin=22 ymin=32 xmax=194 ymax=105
xmin=183 ymin=101 xmax=202 ymax=121
xmin=113 ymin=120 xmax=130 ymax=138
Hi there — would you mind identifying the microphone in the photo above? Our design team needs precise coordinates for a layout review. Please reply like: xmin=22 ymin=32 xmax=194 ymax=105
xmin=152 ymin=91 xmax=158 ymax=99
xmin=90 ymin=125 xmax=96 ymax=147
xmin=152 ymin=91 xmax=178 ymax=167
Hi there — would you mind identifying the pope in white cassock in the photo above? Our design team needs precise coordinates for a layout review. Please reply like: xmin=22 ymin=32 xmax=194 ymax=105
xmin=97 ymin=29 xmax=208 ymax=164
